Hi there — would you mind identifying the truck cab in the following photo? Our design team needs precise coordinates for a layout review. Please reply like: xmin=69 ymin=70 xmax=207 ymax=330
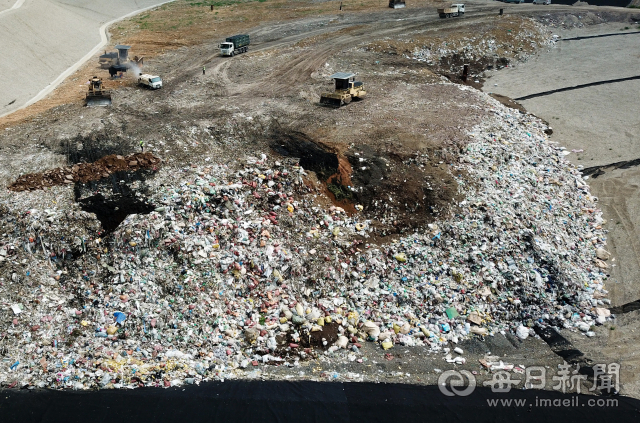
xmin=452 ymin=3 xmax=465 ymax=13
xmin=220 ymin=42 xmax=235 ymax=56
xmin=138 ymin=74 xmax=162 ymax=89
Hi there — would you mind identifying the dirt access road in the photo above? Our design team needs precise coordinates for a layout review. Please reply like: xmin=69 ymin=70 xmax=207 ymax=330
xmin=0 ymin=0 xmax=619 ymax=128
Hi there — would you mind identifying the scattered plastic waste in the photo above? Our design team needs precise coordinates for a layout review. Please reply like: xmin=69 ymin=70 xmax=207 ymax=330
xmin=0 ymin=90 xmax=610 ymax=390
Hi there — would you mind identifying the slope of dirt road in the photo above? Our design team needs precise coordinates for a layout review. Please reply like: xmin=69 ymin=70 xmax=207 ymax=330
xmin=4 ymin=0 xmax=632 ymax=129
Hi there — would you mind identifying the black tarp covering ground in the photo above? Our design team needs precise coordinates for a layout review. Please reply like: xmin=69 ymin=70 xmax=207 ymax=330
xmin=0 ymin=381 xmax=639 ymax=423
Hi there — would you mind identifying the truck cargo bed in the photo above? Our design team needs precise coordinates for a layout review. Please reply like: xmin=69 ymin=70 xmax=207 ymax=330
xmin=225 ymin=34 xmax=250 ymax=48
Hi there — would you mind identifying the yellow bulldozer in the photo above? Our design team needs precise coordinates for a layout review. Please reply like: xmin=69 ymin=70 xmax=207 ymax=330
xmin=85 ymin=76 xmax=112 ymax=107
xmin=320 ymin=72 xmax=366 ymax=107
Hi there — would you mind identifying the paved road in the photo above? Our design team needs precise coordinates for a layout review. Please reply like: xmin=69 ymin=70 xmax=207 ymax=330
xmin=0 ymin=0 xmax=173 ymax=117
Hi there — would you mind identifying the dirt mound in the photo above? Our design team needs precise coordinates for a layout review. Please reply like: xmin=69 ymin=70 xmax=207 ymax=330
xmin=9 ymin=152 xmax=161 ymax=192
xmin=346 ymin=145 xmax=464 ymax=235
xmin=270 ymin=130 xmax=464 ymax=235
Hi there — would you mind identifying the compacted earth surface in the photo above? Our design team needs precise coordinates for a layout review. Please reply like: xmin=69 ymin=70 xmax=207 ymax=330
xmin=0 ymin=0 xmax=639 ymax=402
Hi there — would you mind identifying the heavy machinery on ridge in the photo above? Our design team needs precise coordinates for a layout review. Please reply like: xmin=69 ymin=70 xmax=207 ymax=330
xmin=85 ymin=76 xmax=111 ymax=107
xmin=319 ymin=72 xmax=366 ymax=107
xmin=99 ymin=45 xmax=144 ymax=78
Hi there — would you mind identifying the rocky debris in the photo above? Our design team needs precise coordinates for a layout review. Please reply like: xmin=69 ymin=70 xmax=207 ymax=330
xmin=595 ymin=247 xmax=611 ymax=261
xmin=8 ymin=153 xmax=161 ymax=192
xmin=536 ymin=11 xmax=615 ymax=30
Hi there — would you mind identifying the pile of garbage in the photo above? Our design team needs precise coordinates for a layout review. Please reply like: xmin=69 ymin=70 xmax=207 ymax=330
xmin=410 ymin=29 xmax=556 ymax=72
xmin=0 ymin=90 xmax=611 ymax=389
xmin=9 ymin=153 xmax=161 ymax=192
xmin=365 ymin=18 xmax=556 ymax=74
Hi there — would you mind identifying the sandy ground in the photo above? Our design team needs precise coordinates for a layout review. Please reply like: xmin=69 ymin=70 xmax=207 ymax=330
xmin=0 ymin=0 xmax=172 ymax=117
xmin=486 ymin=24 xmax=640 ymax=167
xmin=486 ymin=20 xmax=640 ymax=397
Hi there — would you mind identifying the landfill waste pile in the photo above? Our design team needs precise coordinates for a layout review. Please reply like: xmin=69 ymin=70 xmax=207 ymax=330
xmin=366 ymin=18 xmax=556 ymax=74
xmin=0 ymin=86 xmax=611 ymax=390
xmin=536 ymin=11 xmax=609 ymax=29
xmin=9 ymin=153 xmax=161 ymax=192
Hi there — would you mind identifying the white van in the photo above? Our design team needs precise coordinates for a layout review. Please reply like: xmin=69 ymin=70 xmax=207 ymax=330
xmin=533 ymin=0 xmax=550 ymax=4
xmin=138 ymin=74 xmax=163 ymax=89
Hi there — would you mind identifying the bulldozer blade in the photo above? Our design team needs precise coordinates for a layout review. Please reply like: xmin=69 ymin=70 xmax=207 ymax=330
xmin=320 ymin=96 xmax=342 ymax=107
xmin=86 ymin=97 xmax=112 ymax=107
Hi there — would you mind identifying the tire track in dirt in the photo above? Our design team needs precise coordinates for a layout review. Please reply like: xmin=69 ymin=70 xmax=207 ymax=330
xmin=171 ymin=7 xmax=517 ymax=90
xmin=208 ymin=13 xmax=502 ymax=97
xmin=154 ymin=2 xmax=627 ymax=93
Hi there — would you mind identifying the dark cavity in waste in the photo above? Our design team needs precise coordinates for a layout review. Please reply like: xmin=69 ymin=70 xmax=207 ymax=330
xmin=75 ymin=169 xmax=155 ymax=232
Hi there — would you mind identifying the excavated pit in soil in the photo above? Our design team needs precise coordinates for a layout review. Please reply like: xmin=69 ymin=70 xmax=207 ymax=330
xmin=269 ymin=130 xmax=464 ymax=234
xmin=75 ymin=170 xmax=155 ymax=233
xmin=345 ymin=144 xmax=464 ymax=233
xmin=269 ymin=129 xmax=338 ymax=181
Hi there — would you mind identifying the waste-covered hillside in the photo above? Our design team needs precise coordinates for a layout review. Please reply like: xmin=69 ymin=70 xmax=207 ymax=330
xmin=0 ymin=90 xmax=611 ymax=389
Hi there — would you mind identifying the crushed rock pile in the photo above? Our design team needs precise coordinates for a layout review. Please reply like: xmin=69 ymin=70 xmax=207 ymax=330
xmin=9 ymin=153 xmax=161 ymax=192
xmin=0 ymin=87 xmax=611 ymax=390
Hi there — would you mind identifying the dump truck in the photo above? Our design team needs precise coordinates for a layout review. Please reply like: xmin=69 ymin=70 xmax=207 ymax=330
xmin=320 ymin=72 xmax=366 ymax=107
xmin=389 ymin=0 xmax=406 ymax=8
xmin=85 ymin=76 xmax=111 ymax=107
xmin=220 ymin=34 xmax=250 ymax=57
xmin=438 ymin=3 xmax=465 ymax=18
xmin=138 ymin=74 xmax=162 ymax=89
